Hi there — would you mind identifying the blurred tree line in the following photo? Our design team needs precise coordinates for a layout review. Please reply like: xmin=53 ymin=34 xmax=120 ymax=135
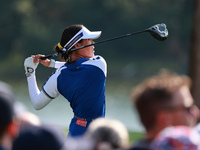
xmin=0 ymin=0 xmax=194 ymax=83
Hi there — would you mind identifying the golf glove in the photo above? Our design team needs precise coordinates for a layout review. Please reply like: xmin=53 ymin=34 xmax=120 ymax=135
xmin=24 ymin=57 xmax=39 ymax=77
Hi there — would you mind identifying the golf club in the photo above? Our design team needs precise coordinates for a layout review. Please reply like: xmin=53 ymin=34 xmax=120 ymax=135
xmin=40 ymin=23 xmax=168 ymax=60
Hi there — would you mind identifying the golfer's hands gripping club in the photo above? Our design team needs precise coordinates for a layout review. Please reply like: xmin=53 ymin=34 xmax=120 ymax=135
xmin=32 ymin=54 xmax=55 ymax=68
xmin=24 ymin=57 xmax=39 ymax=77
xmin=24 ymin=55 xmax=55 ymax=76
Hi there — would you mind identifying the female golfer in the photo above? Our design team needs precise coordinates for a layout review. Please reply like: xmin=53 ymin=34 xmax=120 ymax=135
xmin=24 ymin=24 xmax=107 ymax=136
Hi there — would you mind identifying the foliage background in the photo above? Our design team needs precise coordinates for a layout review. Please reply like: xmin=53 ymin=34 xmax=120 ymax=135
xmin=0 ymin=0 xmax=194 ymax=84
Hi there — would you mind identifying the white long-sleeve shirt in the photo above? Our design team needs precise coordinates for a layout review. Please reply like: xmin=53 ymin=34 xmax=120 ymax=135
xmin=26 ymin=60 xmax=65 ymax=110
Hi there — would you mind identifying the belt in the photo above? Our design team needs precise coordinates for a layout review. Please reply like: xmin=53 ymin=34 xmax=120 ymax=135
xmin=74 ymin=115 xmax=94 ymax=121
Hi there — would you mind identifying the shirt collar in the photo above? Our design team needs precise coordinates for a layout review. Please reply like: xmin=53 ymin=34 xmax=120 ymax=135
xmin=65 ymin=58 xmax=89 ymax=70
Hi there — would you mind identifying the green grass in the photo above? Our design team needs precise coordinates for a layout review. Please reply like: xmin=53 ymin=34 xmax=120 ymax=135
xmin=129 ymin=131 xmax=144 ymax=144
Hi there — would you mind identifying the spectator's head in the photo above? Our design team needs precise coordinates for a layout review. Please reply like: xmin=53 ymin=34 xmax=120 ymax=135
xmin=14 ymin=102 xmax=41 ymax=130
xmin=0 ymin=81 xmax=20 ymax=148
xmin=132 ymin=70 xmax=195 ymax=136
xmin=17 ymin=111 xmax=41 ymax=130
xmin=85 ymin=118 xmax=129 ymax=150
xmin=12 ymin=125 xmax=65 ymax=150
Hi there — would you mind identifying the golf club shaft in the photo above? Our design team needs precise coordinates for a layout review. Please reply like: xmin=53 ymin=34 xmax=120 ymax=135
xmin=40 ymin=29 xmax=148 ymax=60
xmin=70 ymin=29 xmax=148 ymax=51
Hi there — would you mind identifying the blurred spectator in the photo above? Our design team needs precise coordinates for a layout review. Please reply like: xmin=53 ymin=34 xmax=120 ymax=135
xmin=12 ymin=97 xmax=66 ymax=150
xmin=64 ymin=136 xmax=95 ymax=150
xmin=150 ymin=125 xmax=200 ymax=150
xmin=85 ymin=117 xmax=129 ymax=150
xmin=12 ymin=125 xmax=66 ymax=150
xmin=0 ymin=81 xmax=20 ymax=150
xmin=195 ymin=122 xmax=200 ymax=134
xmin=14 ymin=102 xmax=41 ymax=130
xmin=129 ymin=70 xmax=198 ymax=150
xmin=16 ymin=111 xmax=41 ymax=130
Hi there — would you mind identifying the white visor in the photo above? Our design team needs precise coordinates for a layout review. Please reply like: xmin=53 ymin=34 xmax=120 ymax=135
xmin=63 ymin=27 xmax=101 ymax=51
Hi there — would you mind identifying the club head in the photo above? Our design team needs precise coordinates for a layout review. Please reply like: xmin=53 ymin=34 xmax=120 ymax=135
xmin=147 ymin=23 xmax=168 ymax=41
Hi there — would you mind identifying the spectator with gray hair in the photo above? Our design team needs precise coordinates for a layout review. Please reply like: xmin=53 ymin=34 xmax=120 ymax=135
xmin=85 ymin=117 xmax=129 ymax=150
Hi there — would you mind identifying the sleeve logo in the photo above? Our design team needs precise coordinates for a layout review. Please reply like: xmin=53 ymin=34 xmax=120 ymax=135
xmin=27 ymin=67 xmax=34 ymax=73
